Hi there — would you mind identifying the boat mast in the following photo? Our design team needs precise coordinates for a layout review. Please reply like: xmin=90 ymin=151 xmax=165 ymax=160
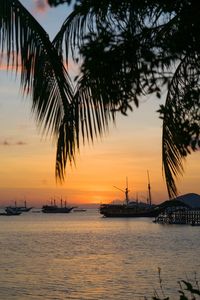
xmin=126 ymin=177 xmax=129 ymax=205
xmin=113 ymin=177 xmax=129 ymax=205
xmin=147 ymin=170 xmax=152 ymax=206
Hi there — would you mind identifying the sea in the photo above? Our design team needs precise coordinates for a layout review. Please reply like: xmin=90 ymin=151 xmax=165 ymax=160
xmin=0 ymin=208 xmax=200 ymax=300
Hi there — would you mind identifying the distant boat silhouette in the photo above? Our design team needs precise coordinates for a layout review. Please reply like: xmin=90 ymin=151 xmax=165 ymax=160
xmin=6 ymin=200 xmax=32 ymax=212
xmin=73 ymin=208 xmax=87 ymax=212
xmin=42 ymin=198 xmax=74 ymax=213
xmin=0 ymin=207 xmax=22 ymax=216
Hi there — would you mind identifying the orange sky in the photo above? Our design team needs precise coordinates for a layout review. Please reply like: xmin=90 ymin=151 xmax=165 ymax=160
xmin=0 ymin=1 xmax=200 ymax=208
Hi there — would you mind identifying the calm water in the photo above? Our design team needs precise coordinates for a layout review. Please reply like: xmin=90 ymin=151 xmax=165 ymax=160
xmin=0 ymin=209 xmax=200 ymax=300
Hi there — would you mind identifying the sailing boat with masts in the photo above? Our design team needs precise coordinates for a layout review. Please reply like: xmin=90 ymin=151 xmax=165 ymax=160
xmin=99 ymin=173 xmax=158 ymax=217
xmin=6 ymin=200 xmax=32 ymax=213
xmin=42 ymin=198 xmax=75 ymax=213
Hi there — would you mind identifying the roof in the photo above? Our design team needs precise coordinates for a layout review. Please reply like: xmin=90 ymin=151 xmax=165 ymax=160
xmin=160 ymin=193 xmax=200 ymax=209
xmin=175 ymin=193 xmax=200 ymax=208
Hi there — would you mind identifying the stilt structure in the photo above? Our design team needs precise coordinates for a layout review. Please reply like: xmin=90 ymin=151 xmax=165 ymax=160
xmin=154 ymin=208 xmax=200 ymax=225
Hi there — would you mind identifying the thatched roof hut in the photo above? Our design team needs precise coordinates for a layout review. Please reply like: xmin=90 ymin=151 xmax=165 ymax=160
xmin=158 ymin=193 xmax=200 ymax=211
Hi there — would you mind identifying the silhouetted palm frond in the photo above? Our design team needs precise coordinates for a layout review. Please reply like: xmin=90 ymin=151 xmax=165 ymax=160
xmin=0 ymin=0 xmax=73 ymax=138
xmin=52 ymin=4 xmax=98 ymax=61
xmin=56 ymin=113 xmax=77 ymax=181
xmin=55 ymin=71 xmax=116 ymax=180
xmin=160 ymin=55 xmax=200 ymax=198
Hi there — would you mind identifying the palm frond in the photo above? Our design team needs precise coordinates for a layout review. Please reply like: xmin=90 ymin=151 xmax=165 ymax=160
xmin=55 ymin=110 xmax=79 ymax=182
xmin=55 ymin=71 xmax=116 ymax=180
xmin=0 ymin=0 xmax=73 ymax=137
xmin=75 ymin=75 xmax=115 ymax=143
xmin=161 ymin=55 xmax=200 ymax=198
xmin=52 ymin=4 xmax=98 ymax=61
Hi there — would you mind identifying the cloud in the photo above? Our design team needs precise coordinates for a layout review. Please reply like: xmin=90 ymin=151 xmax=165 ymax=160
xmin=33 ymin=0 xmax=49 ymax=13
xmin=0 ymin=140 xmax=27 ymax=146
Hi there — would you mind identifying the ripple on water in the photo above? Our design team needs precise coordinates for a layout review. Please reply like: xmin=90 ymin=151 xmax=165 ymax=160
xmin=0 ymin=211 xmax=200 ymax=299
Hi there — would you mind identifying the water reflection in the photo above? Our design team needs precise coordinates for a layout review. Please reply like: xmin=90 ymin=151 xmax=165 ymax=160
xmin=0 ymin=209 xmax=199 ymax=299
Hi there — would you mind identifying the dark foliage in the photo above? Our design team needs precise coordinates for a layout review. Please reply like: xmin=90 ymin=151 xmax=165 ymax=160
xmin=50 ymin=0 xmax=200 ymax=197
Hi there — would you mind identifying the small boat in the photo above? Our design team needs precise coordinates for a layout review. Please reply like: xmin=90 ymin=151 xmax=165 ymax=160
xmin=42 ymin=198 xmax=74 ymax=213
xmin=6 ymin=201 xmax=32 ymax=212
xmin=73 ymin=208 xmax=87 ymax=212
xmin=0 ymin=207 xmax=22 ymax=216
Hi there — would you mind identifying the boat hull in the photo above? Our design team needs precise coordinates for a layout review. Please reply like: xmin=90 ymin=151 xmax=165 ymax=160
xmin=3 ymin=207 xmax=22 ymax=215
xmin=100 ymin=204 xmax=159 ymax=218
xmin=0 ymin=212 xmax=21 ymax=216
xmin=7 ymin=206 xmax=32 ymax=212
xmin=42 ymin=205 xmax=74 ymax=213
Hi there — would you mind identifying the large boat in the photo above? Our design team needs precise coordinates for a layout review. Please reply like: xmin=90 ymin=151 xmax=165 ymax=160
xmin=100 ymin=202 xmax=158 ymax=218
xmin=42 ymin=199 xmax=74 ymax=213
xmin=100 ymin=173 xmax=159 ymax=218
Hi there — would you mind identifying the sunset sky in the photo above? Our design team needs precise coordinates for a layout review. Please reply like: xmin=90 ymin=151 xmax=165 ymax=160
xmin=0 ymin=0 xmax=200 ymax=208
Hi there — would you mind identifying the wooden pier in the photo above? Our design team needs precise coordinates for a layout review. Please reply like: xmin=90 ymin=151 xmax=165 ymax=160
xmin=154 ymin=208 xmax=200 ymax=225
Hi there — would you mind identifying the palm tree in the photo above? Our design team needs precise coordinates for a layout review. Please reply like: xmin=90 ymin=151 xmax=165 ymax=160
xmin=48 ymin=0 xmax=200 ymax=198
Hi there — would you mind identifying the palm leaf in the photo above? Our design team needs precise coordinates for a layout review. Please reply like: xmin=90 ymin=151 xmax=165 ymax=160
xmin=0 ymin=0 xmax=73 ymax=138
xmin=55 ymin=71 xmax=116 ymax=180
xmin=52 ymin=4 xmax=98 ymax=61
xmin=161 ymin=55 xmax=200 ymax=198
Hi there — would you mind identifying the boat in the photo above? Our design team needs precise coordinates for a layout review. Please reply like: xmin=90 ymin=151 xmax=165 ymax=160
xmin=73 ymin=208 xmax=87 ymax=212
xmin=17 ymin=201 xmax=32 ymax=212
xmin=42 ymin=199 xmax=74 ymax=213
xmin=0 ymin=207 xmax=22 ymax=216
xmin=6 ymin=201 xmax=32 ymax=212
xmin=100 ymin=172 xmax=159 ymax=218
xmin=100 ymin=203 xmax=158 ymax=218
